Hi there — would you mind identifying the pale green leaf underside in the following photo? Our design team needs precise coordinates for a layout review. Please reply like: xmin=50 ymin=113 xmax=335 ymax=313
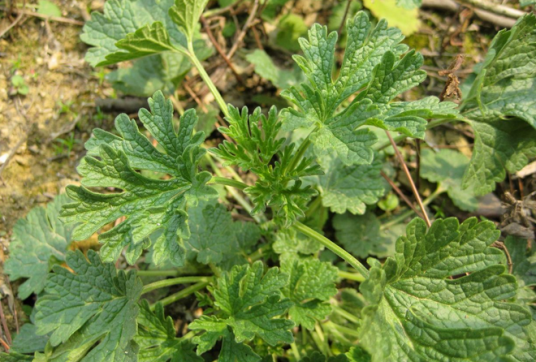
xmin=333 ymin=211 xmax=394 ymax=258
xmin=420 ymin=149 xmax=478 ymax=212
xmin=360 ymin=218 xmax=535 ymax=361
xmin=5 ymin=194 xmax=74 ymax=300
xmin=316 ymin=150 xmax=386 ymax=215
xmin=35 ymin=250 xmax=142 ymax=362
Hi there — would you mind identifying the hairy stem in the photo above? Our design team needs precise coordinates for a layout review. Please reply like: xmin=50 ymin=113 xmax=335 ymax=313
xmin=185 ymin=44 xmax=230 ymax=119
xmin=142 ymin=276 xmax=211 ymax=295
xmin=137 ymin=269 xmax=180 ymax=277
xmin=338 ymin=270 xmax=366 ymax=282
xmin=151 ymin=281 xmax=209 ymax=309
xmin=294 ymin=221 xmax=369 ymax=278
xmin=209 ymin=176 xmax=248 ymax=190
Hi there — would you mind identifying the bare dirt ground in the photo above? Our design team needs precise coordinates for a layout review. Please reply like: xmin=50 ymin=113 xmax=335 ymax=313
xmin=0 ymin=1 xmax=114 ymax=239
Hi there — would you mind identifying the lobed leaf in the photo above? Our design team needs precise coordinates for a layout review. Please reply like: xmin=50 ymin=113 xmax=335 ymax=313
xmin=189 ymin=262 xmax=294 ymax=358
xmin=282 ymin=11 xmax=458 ymax=165
xmin=5 ymin=194 xmax=74 ymax=300
xmin=34 ymin=250 xmax=142 ymax=361
xmin=359 ymin=218 xmax=536 ymax=361
xmin=62 ymin=91 xmax=217 ymax=266
xmin=461 ymin=14 xmax=536 ymax=195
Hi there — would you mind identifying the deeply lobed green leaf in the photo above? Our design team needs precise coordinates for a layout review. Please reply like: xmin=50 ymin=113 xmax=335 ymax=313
xmin=61 ymin=91 xmax=217 ymax=266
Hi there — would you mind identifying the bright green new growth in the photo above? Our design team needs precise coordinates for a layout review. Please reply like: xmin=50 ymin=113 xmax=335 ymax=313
xmin=461 ymin=14 xmax=536 ymax=195
xmin=189 ymin=261 xmax=294 ymax=360
xmin=34 ymin=250 xmax=142 ymax=361
xmin=4 ymin=194 xmax=74 ymax=300
xmin=61 ymin=91 xmax=216 ymax=266
xmin=359 ymin=218 xmax=535 ymax=361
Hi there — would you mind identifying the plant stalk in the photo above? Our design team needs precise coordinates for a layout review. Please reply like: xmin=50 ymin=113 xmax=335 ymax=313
xmin=185 ymin=44 xmax=230 ymax=119
xmin=294 ymin=221 xmax=370 ymax=278
xmin=151 ymin=281 xmax=209 ymax=310
xmin=142 ymin=276 xmax=211 ymax=295
xmin=136 ymin=269 xmax=180 ymax=277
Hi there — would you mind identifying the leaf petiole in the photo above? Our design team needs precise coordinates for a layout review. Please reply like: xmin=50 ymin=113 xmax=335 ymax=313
xmin=293 ymin=221 xmax=370 ymax=278
xmin=150 ymin=281 xmax=210 ymax=310
xmin=142 ymin=276 xmax=212 ymax=295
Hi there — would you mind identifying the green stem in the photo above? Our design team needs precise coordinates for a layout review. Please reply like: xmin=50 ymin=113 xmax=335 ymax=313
xmin=136 ymin=269 xmax=180 ymax=277
xmin=290 ymin=342 xmax=301 ymax=360
xmin=142 ymin=276 xmax=211 ymax=295
xmin=151 ymin=282 xmax=209 ymax=310
xmin=326 ymin=321 xmax=361 ymax=338
xmin=286 ymin=126 xmax=318 ymax=175
xmin=185 ymin=44 xmax=229 ymax=119
xmin=293 ymin=222 xmax=369 ymax=278
xmin=209 ymin=176 xmax=247 ymax=190
xmin=338 ymin=270 xmax=365 ymax=282
xmin=332 ymin=306 xmax=361 ymax=324
xmin=304 ymin=196 xmax=323 ymax=218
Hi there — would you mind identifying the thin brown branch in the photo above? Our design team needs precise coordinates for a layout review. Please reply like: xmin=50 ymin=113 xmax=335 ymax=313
xmin=0 ymin=337 xmax=9 ymax=352
xmin=1 ymin=6 xmax=85 ymax=25
xmin=386 ymin=131 xmax=432 ymax=228
xmin=200 ymin=16 xmax=245 ymax=86
xmin=456 ymin=0 xmax=525 ymax=19
xmin=381 ymin=171 xmax=424 ymax=218
xmin=337 ymin=0 xmax=353 ymax=35
xmin=227 ymin=0 xmax=260 ymax=59
xmin=0 ymin=299 xmax=12 ymax=345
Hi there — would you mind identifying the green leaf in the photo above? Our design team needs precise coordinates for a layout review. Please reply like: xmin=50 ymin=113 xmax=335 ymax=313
xmin=359 ymin=217 xmax=536 ymax=361
xmin=184 ymin=201 xmax=236 ymax=265
xmin=80 ymin=0 xmax=188 ymax=66
xmin=5 ymin=194 xmax=74 ymax=300
xmin=282 ymin=11 xmax=457 ymax=165
xmin=168 ymin=0 xmax=209 ymax=43
xmin=0 ymin=352 xmax=33 ymax=361
xmin=136 ymin=300 xmax=203 ymax=361
xmin=62 ymin=91 xmax=217 ymax=266
xmin=245 ymin=49 xmax=303 ymax=90
xmin=273 ymin=227 xmax=323 ymax=256
xmin=190 ymin=261 xmax=294 ymax=357
xmin=213 ymin=106 xmax=321 ymax=226
xmin=102 ymin=22 xmax=177 ymax=65
xmin=462 ymin=119 xmax=536 ymax=196
xmin=505 ymin=236 xmax=536 ymax=307
xmin=12 ymin=323 xmax=49 ymax=354
xmin=461 ymin=14 xmax=536 ymax=195
xmin=364 ymin=0 xmax=421 ymax=35
xmin=420 ymin=149 xmax=478 ymax=211
xmin=333 ymin=211 xmax=395 ymax=259
xmin=521 ymin=0 xmax=536 ymax=6
xmin=316 ymin=151 xmax=387 ymax=215
xmin=38 ymin=0 xmax=61 ymax=17
xmin=346 ymin=346 xmax=371 ymax=362
xmin=35 ymin=250 xmax=142 ymax=361
xmin=108 ymin=41 xmax=211 ymax=97
xmin=275 ymin=14 xmax=308 ymax=52
xmin=281 ymin=257 xmax=338 ymax=330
